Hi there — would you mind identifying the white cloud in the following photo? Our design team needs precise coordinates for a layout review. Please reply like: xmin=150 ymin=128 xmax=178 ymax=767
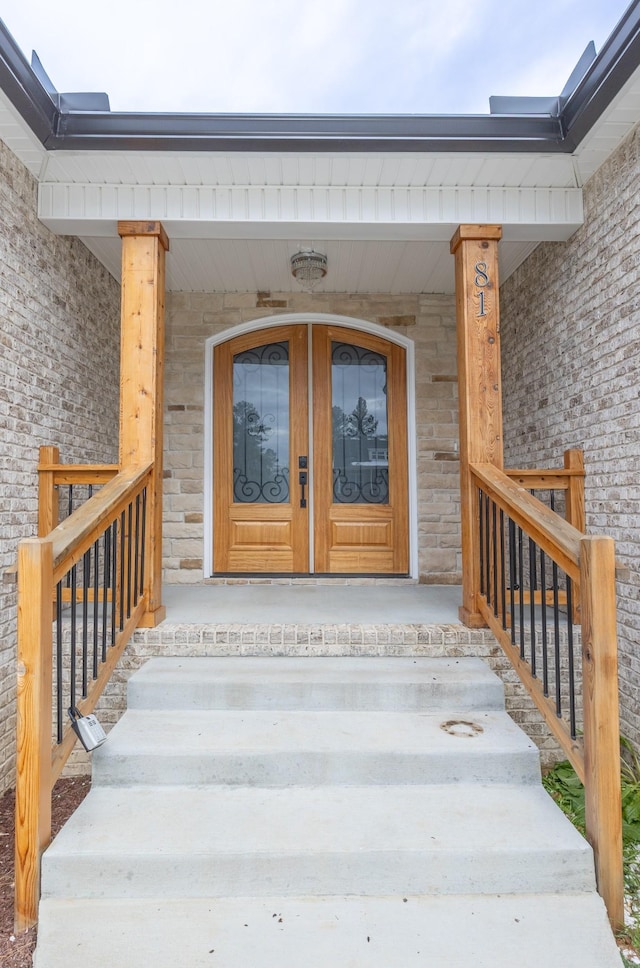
xmin=0 ymin=0 xmax=631 ymax=114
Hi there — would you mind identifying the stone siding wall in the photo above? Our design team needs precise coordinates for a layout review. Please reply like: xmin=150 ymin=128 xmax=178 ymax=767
xmin=163 ymin=292 xmax=461 ymax=585
xmin=501 ymin=123 xmax=640 ymax=750
xmin=0 ymin=139 xmax=121 ymax=793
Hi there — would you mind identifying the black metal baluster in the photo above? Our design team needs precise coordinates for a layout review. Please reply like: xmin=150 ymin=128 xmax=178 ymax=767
xmin=102 ymin=528 xmax=110 ymax=662
xmin=111 ymin=518 xmax=119 ymax=644
xmin=134 ymin=494 xmax=140 ymax=606
xmin=93 ymin=537 xmax=99 ymax=679
xmin=566 ymin=578 xmax=577 ymax=739
xmin=82 ymin=549 xmax=90 ymax=697
xmin=120 ymin=511 xmax=126 ymax=630
xmin=485 ymin=493 xmax=491 ymax=606
xmin=500 ymin=510 xmax=506 ymax=630
xmin=492 ymin=500 xmax=498 ymax=618
xmin=127 ymin=502 xmax=133 ymax=619
xmin=508 ymin=518 xmax=516 ymax=645
xmin=518 ymin=526 xmax=525 ymax=659
xmin=552 ymin=559 xmax=562 ymax=717
xmin=56 ymin=582 xmax=63 ymax=743
xmin=479 ymin=489 xmax=485 ymax=597
xmin=70 ymin=564 xmax=77 ymax=712
xmin=140 ymin=487 xmax=147 ymax=596
xmin=539 ymin=547 xmax=549 ymax=696
xmin=529 ymin=535 xmax=537 ymax=678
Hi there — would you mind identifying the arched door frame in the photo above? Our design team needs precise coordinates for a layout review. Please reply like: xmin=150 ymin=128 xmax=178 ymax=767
xmin=203 ymin=312 xmax=418 ymax=578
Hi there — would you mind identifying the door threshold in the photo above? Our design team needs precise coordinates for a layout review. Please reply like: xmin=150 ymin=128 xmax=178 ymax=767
xmin=205 ymin=575 xmax=417 ymax=586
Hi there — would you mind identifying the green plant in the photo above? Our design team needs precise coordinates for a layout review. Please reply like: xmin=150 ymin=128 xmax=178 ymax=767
xmin=542 ymin=759 xmax=585 ymax=833
xmin=543 ymin=737 xmax=640 ymax=962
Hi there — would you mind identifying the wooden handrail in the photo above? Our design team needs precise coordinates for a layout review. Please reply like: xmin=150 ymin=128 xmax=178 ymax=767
xmin=471 ymin=463 xmax=582 ymax=581
xmin=50 ymin=462 xmax=152 ymax=580
xmin=469 ymin=459 xmax=624 ymax=928
xmin=15 ymin=461 xmax=153 ymax=932
xmin=37 ymin=464 xmax=118 ymax=484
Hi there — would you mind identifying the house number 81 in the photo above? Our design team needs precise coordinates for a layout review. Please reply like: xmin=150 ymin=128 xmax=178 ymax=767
xmin=474 ymin=261 xmax=489 ymax=317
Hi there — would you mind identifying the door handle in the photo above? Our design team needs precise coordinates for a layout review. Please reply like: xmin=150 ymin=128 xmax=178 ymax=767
xmin=299 ymin=471 xmax=308 ymax=508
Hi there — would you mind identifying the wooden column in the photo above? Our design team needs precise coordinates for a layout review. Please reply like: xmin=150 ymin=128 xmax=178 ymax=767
xmin=37 ymin=445 xmax=60 ymax=537
xmin=118 ymin=221 xmax=169 ymax=627
xmin=14 ymin=538 xmax=53 ymax=931
xmin=580 ymin=534 xmax=624 ymax=928
xmin=450 ymin=225 xmax=503 ymax=627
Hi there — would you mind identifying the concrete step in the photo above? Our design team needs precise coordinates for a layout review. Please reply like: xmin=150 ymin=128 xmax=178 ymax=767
xmin=92 ymin=708 xmax=540 ymax=787
xmin=126 ymin=656 xmax=506 ymax=711
xmin=41 ymin=783 xmax=595 ymax=899
xmin=34 ymin=893 xmax=622 ymax=968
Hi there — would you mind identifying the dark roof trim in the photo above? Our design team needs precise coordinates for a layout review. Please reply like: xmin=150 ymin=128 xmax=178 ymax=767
xmin=561 ymin=1 xmax=640 ymax=148
xmin=0 ymin=3 xmax=638 ymax=154
xmin=0 ymin=20 xmax=57 ymax=144
xmin=51 ymin=111 xmax=565 ymax=153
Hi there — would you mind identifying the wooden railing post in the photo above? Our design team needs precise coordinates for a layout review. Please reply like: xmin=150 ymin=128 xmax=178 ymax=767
xmin=451 ymin=225 xmax=503 ymax=627
xmin=14 ymin=538 xmax=54 ymax=932
xmin=564 ymin=449 xmax=585 ymax=533
xmin=580 ymin=534 xmax=624 ymax=929
xmin=565 ymin=449 xmax=585 ymax=623
xmin=38 ymin=445 xmax=60 ymax=537
xmin=118 ymin=221 xmax=169 ymax=627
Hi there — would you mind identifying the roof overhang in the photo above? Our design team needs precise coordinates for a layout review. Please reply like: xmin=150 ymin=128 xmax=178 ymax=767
xmin=0 ymin=4 xmax=638 ymax=293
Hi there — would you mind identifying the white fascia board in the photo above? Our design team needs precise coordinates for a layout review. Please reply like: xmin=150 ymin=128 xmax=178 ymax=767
xmin=38 ymin=182 xmax=584 ymax=240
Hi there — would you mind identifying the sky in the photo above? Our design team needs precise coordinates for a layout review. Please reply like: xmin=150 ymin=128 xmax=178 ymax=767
xmin=0 ymin=0 xmax=631 ymax=115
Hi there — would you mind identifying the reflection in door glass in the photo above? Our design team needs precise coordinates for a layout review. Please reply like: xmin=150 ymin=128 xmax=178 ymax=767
xmin=232 ymin=341 xmax=290 ymax=503
xmin=331 ymin=341 xmax=389 ymax=504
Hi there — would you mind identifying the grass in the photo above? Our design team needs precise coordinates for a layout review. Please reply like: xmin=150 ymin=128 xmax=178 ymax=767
xmin=542 ymin=739 xmax=640 ymax=964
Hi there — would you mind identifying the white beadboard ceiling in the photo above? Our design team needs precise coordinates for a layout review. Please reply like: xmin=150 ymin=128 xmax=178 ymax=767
xmin=80 ymin=235 xmax=539 ymax=294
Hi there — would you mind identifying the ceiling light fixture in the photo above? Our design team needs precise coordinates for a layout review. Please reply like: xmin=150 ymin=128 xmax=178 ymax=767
xmin=290 ymin=250 xmax=328 ymax=290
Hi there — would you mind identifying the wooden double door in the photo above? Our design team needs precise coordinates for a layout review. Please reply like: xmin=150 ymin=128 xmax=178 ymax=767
xmin=213 ymin=324 xmax=408 ymax=574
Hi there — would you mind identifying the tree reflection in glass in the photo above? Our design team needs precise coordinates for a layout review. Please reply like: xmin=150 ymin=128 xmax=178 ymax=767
xmin=331 ymin=342 xmax=389 ymax=504
xmin=232 ymin=342 xmax=290 ymax=503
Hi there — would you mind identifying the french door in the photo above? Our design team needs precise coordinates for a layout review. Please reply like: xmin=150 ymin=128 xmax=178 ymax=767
xmin=213 ymin=323 xmax=408 ymax=574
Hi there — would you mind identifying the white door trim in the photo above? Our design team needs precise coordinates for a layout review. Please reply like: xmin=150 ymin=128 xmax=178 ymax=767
xmin=203 ymin=312 xmax=418 ymax=578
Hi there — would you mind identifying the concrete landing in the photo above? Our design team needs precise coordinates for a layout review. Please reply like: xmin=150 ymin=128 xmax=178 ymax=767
xmin=162 ymin=582 xmax=462 ymax=625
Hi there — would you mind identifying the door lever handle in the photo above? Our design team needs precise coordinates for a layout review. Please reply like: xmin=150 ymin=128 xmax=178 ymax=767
xmin=299 ymin=471 xmax=308 ymax=508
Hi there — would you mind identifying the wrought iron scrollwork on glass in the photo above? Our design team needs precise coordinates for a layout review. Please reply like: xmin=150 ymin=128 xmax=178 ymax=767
xmin=331 ymin=340 xmax=389 ymax=506
xmin=233 ymin=340 xmax=290 ymax=504
xmin=234 ymin=342 xmax=289 ymax=368
xmin=333 ymin=468 xmax=389 ymax=503
xmin=233 ymin=467 xmax=290 ymax=503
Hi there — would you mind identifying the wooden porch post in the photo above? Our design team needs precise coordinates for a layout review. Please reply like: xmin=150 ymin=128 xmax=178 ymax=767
xmin=450 ymin=225 xmax=503 ymax=627
xmin=117 ymin=221 xmax=169 ymax=627
xmin=580 ymin=534 xmax=624 ymax=928
xmin=14 ymin=538 xmax=53 ymax=931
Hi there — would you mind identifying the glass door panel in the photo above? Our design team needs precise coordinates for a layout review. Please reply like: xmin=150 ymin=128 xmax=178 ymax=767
xmin=331 ymin=341 xmax=389 ymax=505
xmin=233 ymin=340 xmax=290 ymax=504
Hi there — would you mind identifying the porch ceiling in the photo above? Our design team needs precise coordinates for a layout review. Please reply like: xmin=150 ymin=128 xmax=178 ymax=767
xmin=77 ymin=235 xmax=537 ymax=295
xmin=34 ymin=151 xmax=584 ymax=293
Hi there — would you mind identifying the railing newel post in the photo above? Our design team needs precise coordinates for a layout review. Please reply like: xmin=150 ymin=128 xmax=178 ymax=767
xmin=38 ymin=445 xmax=60 ymax=538
xmin=579 ymin=534 xmax=624 ymax=929
xmin=565 ymin=449 xmax=585 ymax=623
xmin=15 ymin=537 xmax=54 ymax=932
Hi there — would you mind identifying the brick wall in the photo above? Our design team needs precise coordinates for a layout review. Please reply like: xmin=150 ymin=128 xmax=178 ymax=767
xmin=0 ymin=139 xmax=121 ymax=793
xmin=163 ymin=292 xmax=461 ymax=584
xmin=501 ymin=123 xmax=640 ymax=751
